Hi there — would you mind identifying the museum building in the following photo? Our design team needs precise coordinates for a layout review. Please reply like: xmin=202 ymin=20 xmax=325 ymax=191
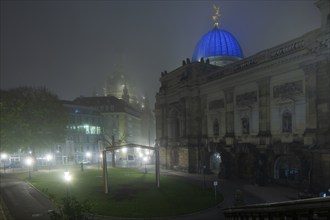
xmin=155 ymin=1 xmax=330 ymax=192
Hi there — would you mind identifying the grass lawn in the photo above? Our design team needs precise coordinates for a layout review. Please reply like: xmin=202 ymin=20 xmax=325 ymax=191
xmin=19 ymin=166 xmax=222 ymax=218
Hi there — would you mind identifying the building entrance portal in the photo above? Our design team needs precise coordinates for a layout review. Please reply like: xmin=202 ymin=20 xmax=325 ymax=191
xmin=274 ymin=155 xmax=300 ymax=183
xmin=210 ymin=152 xmax=221 ymax=173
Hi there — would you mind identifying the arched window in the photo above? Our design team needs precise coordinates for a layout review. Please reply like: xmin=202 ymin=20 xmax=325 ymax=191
xmin=274 ymin=155 xmax=299 ymax=181
xmin=168 ymin=109 xmax=180 ymax=139
xmin=241 ymin=117 xmax=249 ymax=134
xmin=210 ymin=152 xmax=221 ymax=171
xmin=213 ymin=119 xmax=219 ymax=136
xmin=282 ymin=111 xmax=292 ymax=133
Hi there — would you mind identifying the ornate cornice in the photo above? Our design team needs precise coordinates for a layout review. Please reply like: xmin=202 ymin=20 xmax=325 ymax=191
xmin=204 ymin=31 xmax=324 ymax=83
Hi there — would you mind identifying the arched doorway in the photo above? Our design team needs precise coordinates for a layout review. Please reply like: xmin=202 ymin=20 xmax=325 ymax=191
xmin=167 ymin=109 xmax=180 ymax=139
xmin=171 ymin=148 xmax=179 ymax=169
xmin=209 ymin=152 xmax=221 ymax=173
xmin=274 ymin=155 xmax=300 ymax=183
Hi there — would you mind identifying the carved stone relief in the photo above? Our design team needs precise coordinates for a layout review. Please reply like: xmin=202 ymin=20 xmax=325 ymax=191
xmin=273 ymin=81 xmax=303 ymax=99
xmin=209 ymin=99 xmax=224 ymax=110
xmin=236 ymin=91 xmax=258 ymax=107
xmin=270 ymin=40 xmax=304 ymax=59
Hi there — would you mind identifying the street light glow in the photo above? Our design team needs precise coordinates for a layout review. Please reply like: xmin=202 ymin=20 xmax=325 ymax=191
xmin=26 ymin=157 xmax=33 ymax=166
xmin=1 ymin=153 xmax=8 ymax=160
xmin=64 ymin=171 xmax=72 ymax=182
xmin=86 ymin=152 xmax=91 ymax=158
xmin=25 ymin=157 xmax=33 ymax=179
xmin=46 ymin=154 xmax=52 ymax=161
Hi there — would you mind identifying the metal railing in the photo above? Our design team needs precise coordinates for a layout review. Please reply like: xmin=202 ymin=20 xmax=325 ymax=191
xmin=223 ymin=197 xmax=330 ymax=220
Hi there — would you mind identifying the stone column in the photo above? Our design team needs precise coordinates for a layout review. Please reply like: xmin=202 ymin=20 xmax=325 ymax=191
xmin=257 ymin=77 xmax=271 ymax=145
xmin=224 ymin=88 xmax=235 ymax=145
xmin=315 ymin=60 xmax=330 ymax=145
xmin=315 ymin=0 xmax=330 ymax=32
xmin=302 ymin=63 xmax=318 ymax=145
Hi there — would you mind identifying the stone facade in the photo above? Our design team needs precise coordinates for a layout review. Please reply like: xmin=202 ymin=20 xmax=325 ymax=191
xmin=155 ymin=0 xmax=330 ymax=193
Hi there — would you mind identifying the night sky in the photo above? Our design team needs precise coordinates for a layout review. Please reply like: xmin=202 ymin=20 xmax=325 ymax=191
xmin=0 ymin=1 xmax=320 ymax=106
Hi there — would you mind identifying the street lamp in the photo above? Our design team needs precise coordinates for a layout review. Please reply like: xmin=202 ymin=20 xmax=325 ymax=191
xmin=98 ymin=153 xmax=102 ymax=170
xmin=85 ymin=151 xmax=91 ymax=160
xmin=46 ymin=154 xmax=52 ymax=170
xmin=1 ymin=153 xmax=8 ymax=173
xmin=121 ymin=148 xmax=127 ymax=167
xmin=25 ymin=157 xmax=33 ymax=179
xmin=203 ymin=165 xmax=206 ymax=189
xmin=138 ymin=152 xmax=143 ymax=165
xmin=64 ymin=171 xmax=72 ymax=198
xmin=143 ymin=156 xmax=148 ymax=174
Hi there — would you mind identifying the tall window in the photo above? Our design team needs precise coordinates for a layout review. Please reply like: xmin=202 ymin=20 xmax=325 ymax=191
xmin=213 ymin=119 xmax=219 ymax=136
xmin=168 ymin=110 xmax=180 ymax=139
xmin=282 ymin=111 xmax=292 ymax=133
xmin=242 ymin=117 xmax=249 ymax=134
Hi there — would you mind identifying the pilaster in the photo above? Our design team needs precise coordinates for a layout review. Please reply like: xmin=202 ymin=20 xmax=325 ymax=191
xmin=224 ymin=88 xmax=235 ymax=145
xmin=257 ymin=77 xmax=271 ymax=145
xmin=302 ymin=63 xmax=318 ymax=146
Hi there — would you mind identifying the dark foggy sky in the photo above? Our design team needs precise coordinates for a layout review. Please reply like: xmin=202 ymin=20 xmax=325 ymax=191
xmin=0 ymin=1 xmax=320 ymax=106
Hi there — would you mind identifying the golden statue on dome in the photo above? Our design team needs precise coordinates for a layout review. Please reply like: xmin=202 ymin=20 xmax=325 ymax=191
xmin=212 ymin=4 xmax=220 ymax=27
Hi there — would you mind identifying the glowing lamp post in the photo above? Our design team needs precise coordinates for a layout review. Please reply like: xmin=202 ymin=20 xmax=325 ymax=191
xmin=138 ymin=152 xmax=143 ymax=166
xmin=46 ymin=154 xmax=52 ymax=161
xmin=143 ymin=156 xmax=148 ymax=174
xmin=26 ymin=157 xmax=33 ymax=179
xmin=46 ymin=154 xmax=52 ymax=170
xmin=1 ymin=153 xmax=8 ymax=161
xmin=1 ymin=153 xmax=8 ymax=172
xmin=203 ymin=165 xmax=206 ymax=189
xmin=86 ymin=151 xmax=91 ymax=160
xmin=64 ymin=171 xmax=72 ymax=198
xmin=121 ymin=148 xmax=127 ymax=167
xmin=98 ymin=153 xmax=102 ymax=169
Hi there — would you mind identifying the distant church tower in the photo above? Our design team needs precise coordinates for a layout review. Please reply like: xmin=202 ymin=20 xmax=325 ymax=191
xmin=103 ymin=54 xmax=142 ymax=108
xmin=140 ymin=96 xmax=156 ymax=146
xmin=121 ymin=84 xmax=130 ymax=103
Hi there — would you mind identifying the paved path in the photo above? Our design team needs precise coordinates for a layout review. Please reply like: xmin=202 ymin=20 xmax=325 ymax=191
xmin=0 ymin=172 xmax=56 ymax=220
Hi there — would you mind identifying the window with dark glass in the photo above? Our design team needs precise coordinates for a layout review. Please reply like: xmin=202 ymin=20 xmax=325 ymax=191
xmin=282 ymin=111 xmax=292 ymax=132
xmin=213 ymin=119 xmax=219 ymax=136
xmin=242 ymin=117 xmax=249 ymax=134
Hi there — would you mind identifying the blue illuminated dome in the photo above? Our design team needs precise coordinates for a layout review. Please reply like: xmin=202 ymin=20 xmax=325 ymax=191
xmin=192 ymin=27 xmax=244 ymax=66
